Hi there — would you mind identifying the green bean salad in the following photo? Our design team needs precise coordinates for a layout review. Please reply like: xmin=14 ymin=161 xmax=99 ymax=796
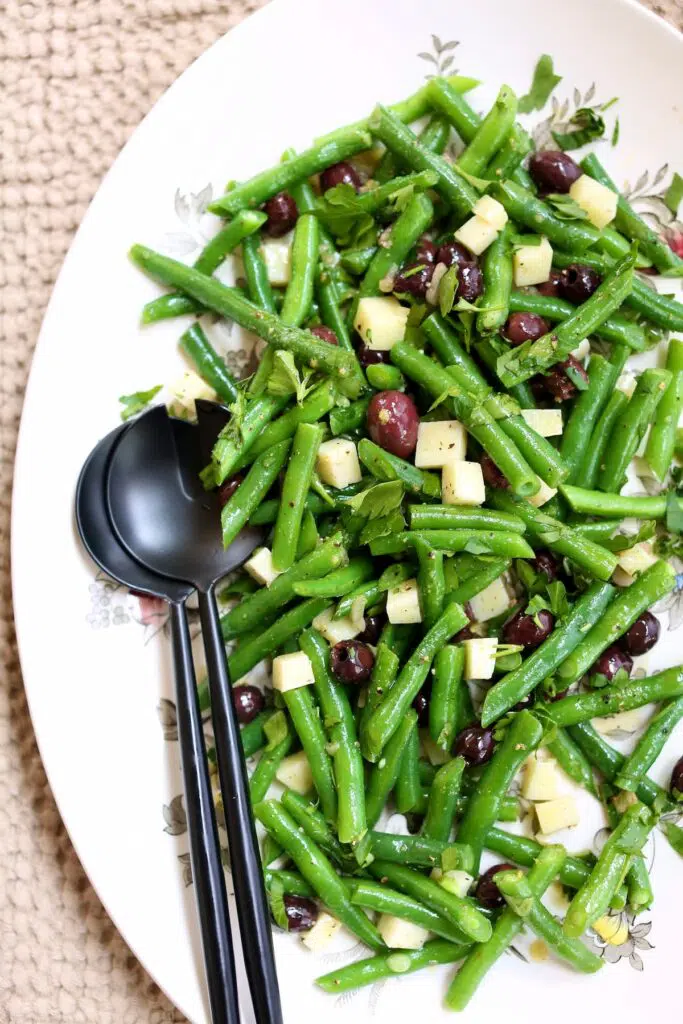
xmin=129 ymin=65 xmax=683 ymax=1009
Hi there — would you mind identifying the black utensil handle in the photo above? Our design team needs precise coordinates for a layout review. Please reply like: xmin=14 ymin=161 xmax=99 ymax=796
xmin=170 ymin=601 xmax=240 ymax=1024
xmin=198 ymin=588 xmax=283 ymax=1024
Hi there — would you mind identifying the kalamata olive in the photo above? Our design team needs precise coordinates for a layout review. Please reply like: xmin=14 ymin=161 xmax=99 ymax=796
xmin=670 ymin=756 xmax=683 ymax=801
xmin=529 ymin=550 xmax=561 ymax=581
xmin=394 ymin=260 xmax=435 ymax=299
xmin=481 ymin=452 xmax=509 ymax=490
xmin=454 ymin=726 xmax=496 ymax=766
xmin=503 ymin=312 xmax=551 ymax=346
xmin=620 ymin=611 xmax=661 ymax=656
xmin=475 ymin=863 xmax=517 ymax=910
xmin=536 ymin=270 xmax=563 ymax=298
xmin=283 ymin=895 xmax=319 ymax=932
xmin=529 ymin=150 xmax=582 ymax=194
xmin=559 ymin=264 xmax=602 ymax=304
xmin=310 ymin=324 xmax=339 ymax=346
xmin=588 ymin=645 xmax=633 ymax=686
xmin=330 ymin=640 xmax=375 ymax=684
xmin=357 ymin=343 xmax=390 ymax=368
xmin=413 ymin=686 xmax=431 ymax=727
xmin=218 ymin=474 xmax=243 ymax=505
xmin=436 ymin=240 xmax=474 ymax=268
xmin=503 ymin=608 xmax=555 ymax=648
xmin=457 ymin=263 xmax=484 ymax=303
xmin=543 ymin=356 xmax=589 ymax=403
xmin=416 ymin=235 xmax=438 ymax=264
xmin=263 ymin=191 xmax=298 ymax=237
xmin=367 ymin=390 xmax=420 ymax=459
xmin=232 ymin=685 xmax=265 ymax=724
xmin=357 ymin=614 xmax=385 ymax=646
xmin=320 ymin=161 xmax=361 ymax=193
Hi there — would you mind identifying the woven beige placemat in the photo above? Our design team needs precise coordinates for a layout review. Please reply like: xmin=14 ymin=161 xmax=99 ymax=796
xmin=1 ymin=2 xmax=681 ymax=1021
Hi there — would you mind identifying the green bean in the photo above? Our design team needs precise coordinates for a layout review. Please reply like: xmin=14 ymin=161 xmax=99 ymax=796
xmin=573 ymin=390 xmax=630 ymax=490
xmin=249 ymin=729 xmax=293 ymax=803
xmin=445 ymin=846 xmax=566 ymax=1010
xmin=249 ymin=492 xmax=327 ymax=526
xmin=426 ymin=76 xmax=482 ymax=142
xmin=254 ymin=800 xmax=383 ymax=949
xmin=562 ymin=483 xmax=683 ymax=520
xmin=280 ymin=790 xmax=348 ymax=868
xmin=369 ymin=862 xmax=491 ymax=943
xmin=296 ymin=509 xmax=319 ymax=558
xmin=263 ymin=869 xmax=315 ymax=898
xmin=340 ymin=246 xmax=377 ymax=276
xmin=507 ymin=291 xmax=646 ymax=352
xmin=555 ymin=560 xmax=676 ymax=686
xmin=417 ymin=113 xmax=452 ymax=154
xmin=494 ymin=869 xmax=603 ymax=971
xmin=220 ymin=439 xmax=290 ymax=548
xmin=238 ymin=710 xmax=273 ymax=758
xmin=616 ymin=696 xmax=683 ymax=792
xmin=430 ymin=645 xmax=466 ymax=751
xmin=362 ymin=602 xmax=468 ymax=762
xmin=457 ymin=711 xmax=543 ymax=874
xmin=315 ymin=265 xmax=356 ymax=351
xmin=545 ymin=666 xmax=683 ymax=728
xmin=367 ymin=831 xmax=462 ymax=869
xmin=390 ymin=340 xmax=540 ymax=498
xmin=279 ymin=214 xmax=319 ymax=327
xmin=474 ymin=338 xmax=537 ymax=409
xmin=329 ymin=397 xmax=371 ymax=436
xmin=563 ymin=802 xmax=655 ymax=937
xmin=141 ymin=210 xmax=268 ymax=323
xmin=645 ymin=338 xmax=683 ymax=480
xmin=282 ymin=686 xmax=337 ymax=821
xmin=229 ymin=598 xmax=330 ymax=682
xmin=272 ymin=423 xmax=324 ymax=571
xmin=477 ymin=227 xmax=513 ymax=335
xmin=242 ymin=232 xmax=277 ymax=313
xmin=492 ymin=179 xmax=600 ymax=254
xmin=213 ymin=392 xmax=289 ymax=483
xmin=581 ymin=153 xmax=683 ymax=275
xmin=293 ymin=556 xmax=373 ymax=600
xmin=484 ymin=827 xmax=600 ymax=893
xmin=484 ymin=126 xmax=533 ymax=182
xmin=395 ymin=717 xmax=422 ymax=814
xmin=569 ymin=722 xmax=670 ymax=811
xmin=300 ymin=628 xmax=368 ymax=845
xmin=599 ymin=368 xmax=671 ymax=492
xmin=626 ymin=853 xmax=654 ymax=913
xmin=350 ymin=880 xmax=468 ymax=944
xmin=318 ymin=170 xmax=438 ymax=222
xmin=415 ymin=538 xmax=446 ymax=629
xmin=365 ymin=710 xmax=418 ymax=827
xmin=546 ymin=727 xmax=598 ymax=797
xmin=488 ymin=491 xmax=618 ymax=581
xmin=457 ymin=85 xmax=518 ymax=176
xmin=409 ymin=505 xmax=526 ymax=534
xmin=480 ymin=581 xmax=614 ymax=727
xmin=177 ymin=323 xmax=239 ymax=405
xmin=358 ymin=193 xmax=434 ymax=298
xmin=336 ymin=565 xmax=414 ymax=620
xmin=560 ymin=355 xmax=615 ymax=483
xmin=358 ymin=437 xmax=441 ymax=498
xmin=422 ymin=756 xmax=466 ymax=842
xmin=496 ymin=250 xmax=637 ymax=388
xmin=365 ymin=363 xmax=405 ymax=391
xmin=445 ymin=557 xmax=512 ymax=607
xmin=129 ymin=245 xmax=364 ymax=397
xmin=369 ymin=106 xmax=478 ymax=218
xmin=369 ymin=530 xmax=534 ymax=560
xmin=316 ymin=939 xmax=466 ymax=994
xmin=361 ymin=641 xmax=400 ymax=737
xmin=568 ymin=519 xmax=621 ymax=542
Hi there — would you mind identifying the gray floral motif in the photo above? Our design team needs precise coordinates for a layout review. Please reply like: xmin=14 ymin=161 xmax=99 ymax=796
xmin=532 ymin=83 xmax=607 ymax=150
xmin=163 ymin=184 xmax=215 ymax=258
xmin=86 ymin=573 xmax=131 ymax=629
xmin=157 ymin=699 xmax=178 ymax=742
xmin=624 ymin=165 xmax=683 ymax=256
xmin=653 ymin=557 xmax=683 ymax=631
xmin=583 ymin=913 xmax=654 ymax=970
xmin=178 ymin=852 xmax=193 ymax=888
xmin=163 ymin=794 xmax=188 ymax=836
xmin=417 ymin=36 xmax=459 ymax=79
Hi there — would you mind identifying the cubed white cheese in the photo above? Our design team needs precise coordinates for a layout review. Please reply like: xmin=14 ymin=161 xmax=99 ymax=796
xmin=592 ymin=914 xmax=630 ymax=946
xmin=275 ymin=750 xmax=314 ymax=794
xmin=535 ymin=796 xmax=579 ymax=835
xmin=613 ymin=790 xmax=639 ymax=815
xmin=632 ymin=455 xmax=658 ymax=481
xmin=272 ymin=651 xmax=315 ymax=693
xmin=244 ymin=547 xmax=281 ymax=587
xmin=472 ymin=195 xmax=509 ymax=231
xmin=569 ymin=174 xmax=618 ymax=230
xmin=301 ymin=912 xmax=342 ymax=951
xmin=522 ymin=755 xmax=561 ymax=801
xmin=454 ymin=215 xmax=499 ymax=256
xmin=377 ymin=914 xmax=430 ymax=950
xmin=353 ymin=296 xmax=409 ymax=351
xmin=616 ymin=371 xmax=637 ymax=398
xmin=513 ymin=237 xmax=553 ymax=288
xmin=421 ymin=731 xmax=452 ymax=766
xmin=442 ymin=460 xmax=486 ymax=506
xmin=520 ymin=409 xmax=563 ymax=438
xmin=386 ymin=578 xmax=422 ymax=624
xmin=464 ymin=637 xmax=498 ymax=680
xmin=316 ymin=438 xmax=362 ymax=489
xmin=438 ymin=870 xmax=474 ymax=899
xmin=169 ymin=370 xmax=216 ymax=417
xmin=616 ymin=542 xmax=659 ymax=579
xmin=528 ymin=478 xmax=557 ymax=508
xmin=571 ymin=339 xmax=591 ymax=362
xmin=468 ymin=577 xmax=513 ymax=623
xmin=261 ymin=236 xmax=292 ymax=286
xmin=414 ymin=420 xmax=467 ymax=468
xmin=312 ymin=606 xmax=364 ymax=644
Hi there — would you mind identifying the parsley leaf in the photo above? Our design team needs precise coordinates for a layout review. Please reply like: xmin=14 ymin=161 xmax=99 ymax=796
xmin=518 ymin=55 xmax=562 ymax=114
xmin=525 ymin=593 xmax=551 ymax=625
xmin=267 ymin=350 xmax=316 ymax=405
xmin=664 ymin=821 xmax=683 ymax=858
xmin=454 ymin=167 xmax=492 ymax=192
xmin=346 ymin=480 xmax=405 ymax=520
xmin=604 ymin=521 xmax=657 ymax=552
xmin=545 ymin=193 xmax=590 ymax=221
xmin=553 ymin=107 xmax=606 ymax=151
xmin=611 ymin=117 xmax=620 ymax=147
xmin=267 ymin=879 xmax=290 ymax=930
xmin=118 ymin=385 xmax=162 ymax=421
xmin=263 ymin=711 xmax=289 ymax=750
xmin=665 ymin=172 xmax=683 ymax=216
xmin=546 ymin=580 xmax=570 ymax=618
xmin=359 ymin=508 xmax=406 ymax=546
xmin=439 ymin=265 xmax=460 ymax=317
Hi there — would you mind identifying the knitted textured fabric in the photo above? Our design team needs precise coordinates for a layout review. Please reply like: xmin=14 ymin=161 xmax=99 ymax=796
xmin=0 ymin=2 xmax=680 ymax=1021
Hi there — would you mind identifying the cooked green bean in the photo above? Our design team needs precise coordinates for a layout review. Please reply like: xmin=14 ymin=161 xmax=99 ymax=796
xmin=369 ymin=530 xmax=534 ymax=560
xmin=280 ymin=214 xmax=319 ymax=327
xmin=330 ymin=397 xmax=371 ymax=436
xmin=358 ymin=438 xmax=441 ymax=498
xmin=358 ymin=193 xmax=434 ymax=298
xmin=430 ymin=645 xmax=466 ymax=751
xmin=545 ymin=666 xmax=683 ymax=728
xmin=507 ymin=291 xmax=646 ymax=351
xmin=365 ymin=710 xmax=418 ymax=827
xmin=280 ymin=790 xmax=348 ymax=868
xmin=416 ymin=538 xmax=446 ymax=629
xmin=263 ymin=869 xmax=315 ymax=898
xmin=569 ymin=722 xmax=671 ymax=811
xmin=458 ymin=85 xmax=518 ymax=176
xmin=546 ymin=727 xmax=598 ymax=797
xmin=214 ymin=392 xmax=289 ymax=483
xmin=242 ymin=231 xmax=277 ymax=313
xmin=599 ymin=368 xmax=671 ymax=493
xmin=395 ymin=716 xmax=422 ymax=814
xmin=229 ymin=597 xmax=330 ymax=682
xmin=560 ymin=355 xmax=614 ymax=483
xmin=350 ymin=880 xmax=469 ymax=944
xmin=316 ymin=939 xmax=466 ymax=994
xmin=365 ymin=363 xmax=405 ymax=391
xmin=367 ymin=830 xmax=463 ymax=868
xmin=477 ymin=227 xmax=513 ymax=335
xmin=492 ymin=179 xmax=600 ymax=254
xmin=281 ymin=685 xmax=338 ymax=823
xmin=293 ymin=557 xmax=373 ymax=599
xmin=233 ymin=380 xmax=337 ymax=472
xmin=249 ymin=728 xmax=293 ymax=803
xmin=220 ymin=439 xmax=291 ymax=548
xmin=645 ymin=338 xmax=683 ymax=480
xmin=445 ymin=557 xmax=512 ymax=607
xmin=422 ymin=757 xmax=466 ymax=842
xmin=561 ymin=483 xmax=683 ymax=520
xmin=616 ymin=696 xmax=683 ymax=792
xmin=409 ymin=505 xmax=526 ymax=533
xmin=272 ymin=423 xmax=324 ymax=571
xmin=178 ymin=323 xmax=239 ymax=404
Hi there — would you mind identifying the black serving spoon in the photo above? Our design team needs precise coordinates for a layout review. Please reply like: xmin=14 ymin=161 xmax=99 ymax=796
xmin=75 ymin=424 xmax=239 ymax=1024
xmin=104 ymin=405 xmax=282 ymax=1024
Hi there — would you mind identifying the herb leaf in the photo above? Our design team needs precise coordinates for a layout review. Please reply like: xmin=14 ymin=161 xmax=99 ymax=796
xmin=439 ymin=265 xmax=460 ymax=317
xmin=552 ymin=107 xmax=606 ymax=151
xmin=664 ymin=821 xmax=683 ymax=857
xmin=359 ymin=508 xmax=406 ymax=545
xmin=264 ymin=710 xmax=289 ymax=750
xmin=611 ymin=118 xmax=620 ymax=147
xmin=545 ymin=193 xmax=590 ymax=221
xmin=118 ymin=385 xmax=162 ymax=421
xmin=267 ymin=878 xmax=290 ymax=930
xmin=665 ymin=172 xmax=683 ymax=216
xmin=564 ymin=361 xmax=590 ymax=391
xmin=267 ymin=349 xmax=316 ymax=405
xmin=518 ymin=55 xmax=562 ymax=114
xmin=346 ymin=480 xmax=405 ymax=520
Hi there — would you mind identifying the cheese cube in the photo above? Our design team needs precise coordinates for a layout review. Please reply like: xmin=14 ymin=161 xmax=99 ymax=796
xmin=442 ymin=460 xmax=485 ymax=506
xmin=261 ymin=236 xmax=292 ymax=286
xmin=454 ymin=215 xmax=499 ymax=256
xmin=468 ymin=577 xmax=512 ymax=623
xmin=244 ymin=547 xmax=281 ymax=587
xmin=528 ymin=478 xmax=557 ymax=508
xmin=616 ymin=371 xmax=637 ymax=398
xmin=616 ymin=542 xmax=659 ymax=579
xmin=312 ymin=606 xmax=364 ymax=644
xmin=473 ymin=195 xmax=508 ymax=231
xmin=522 ymin=755 xmax=560 ymax=801
xmin=387 ymin=579 xmax=422 ymax=624
xmin=316 ymin=438 xmax=362 ymax=489
xmin=377 ymin=914 xmax=430 ymax=950
xmin=414 ymin=420 xmax=467 ymax=468
xmin=169 ymin=370 xmax=216 ymax=417
xmin=421 ymin=731 xmax=452 ymax=766
xmin=272 ymin=651 xmax=315 ymax=693
xmin=513 ymin=237 xmax=553 ymax=287
xmin=535 ymin=797 xmax=579 ymax=835
xmin=301 ymin=911 xmax=342 ymax=951
xmin=438 ymin=870 xmax=474 ymax=899
xmin=571 ymin=339 xmax=591 ymax=362
xmin=613 ymin=790 xmax=639 ymax=815
xmin=275 ymin=750 xmax=313 ymax=794
xmin=592 ymin=914 xmax=630 ymax=946
xmin=354 ymin=296 xmax=409 ymax=351
xmin=569 ymin=174 xmax=618 ymax=230
xmin=464 ymin=638 xmax=498 ymax=680
xmin=520 ymin=409 xmax=563 ymax=438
